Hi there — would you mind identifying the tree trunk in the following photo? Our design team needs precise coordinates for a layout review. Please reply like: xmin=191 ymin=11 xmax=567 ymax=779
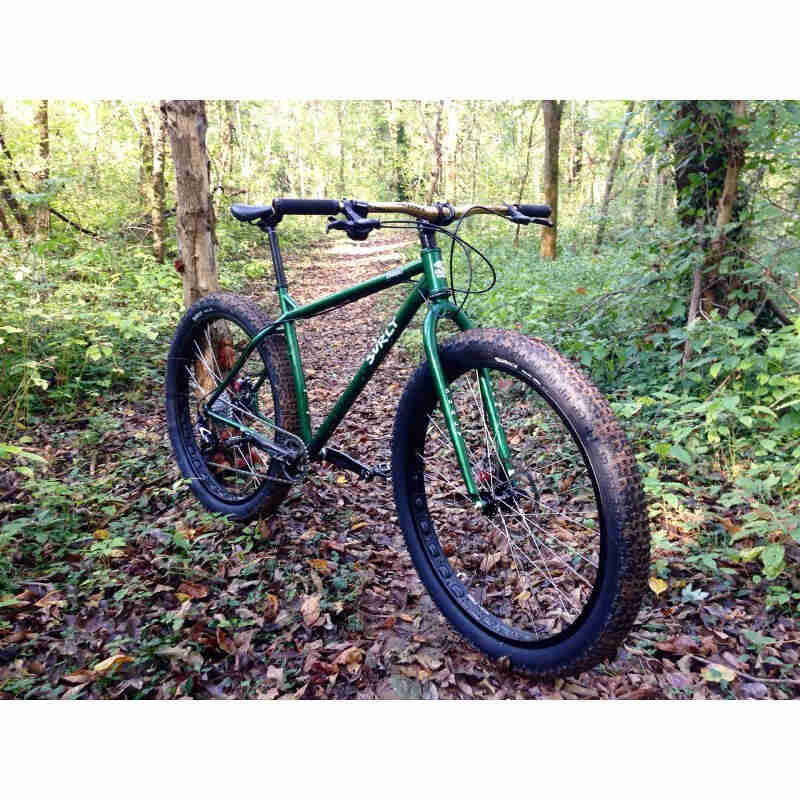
xmin=471 ymin=103 xmax=481 ymax=201
xmin=595 ymin=101 xmax=635 ymax=251
xmin=152 ymin=103 xmax=167 ymax=263
xmin=445 ymin=101 xmax=459 ymax=199
xmin=0 ymin=102 xmax=32 ymax=235
xmin=420 ymin=100 xmax=444 ymax=203
xmin=337 ymin=101 xmax=346 ymax=196
xmin=514 ymin=102 xmax=541 ymax=246
xmin=162 ymin=100 xmax=218 ymax=308
xmin=671 ymin=100 xmax=749 ymax=316
xmin=35 ymin=100 xmax=50 ymax=237
xmin=140 ymin=106 xmax=154 ymax=208
xmin=220 ymin=100 xmax=237 ymax=183
xmin=0 ymin=201 xmax=12 ymax=238
xmin=569 ymin=101 xmax=586 ymax=188
xmin=540 ymin=100 xmax=564 ymax=260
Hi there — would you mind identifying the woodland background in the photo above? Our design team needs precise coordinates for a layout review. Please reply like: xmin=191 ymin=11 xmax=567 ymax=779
xmin=0 ymin=99 xmax=798 ymax=699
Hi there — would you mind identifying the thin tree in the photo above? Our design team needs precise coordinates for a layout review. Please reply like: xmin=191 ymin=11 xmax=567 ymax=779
xmin=514 ymin=102 xmax=542 ymax=246
xmin=419 ymin=100 xmax=445 ymax=203
xmin=151 ymin=102 xmax=167 ymax=263
xmin=540 ymin=100 xmax=564 ymax=260
xmin=682 ymin=100 xmax=748 ymax=366
xmin=35 ymin=100 xmax=50 ymax=237
xmin=595 ymin=101 xmax=635 ymax=251
xmin=162 ymin=100 xmax=218 ymax=308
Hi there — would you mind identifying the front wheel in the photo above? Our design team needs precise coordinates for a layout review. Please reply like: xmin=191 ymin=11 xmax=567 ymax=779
xmin=391 ymin=329 xmax=649 ymax=678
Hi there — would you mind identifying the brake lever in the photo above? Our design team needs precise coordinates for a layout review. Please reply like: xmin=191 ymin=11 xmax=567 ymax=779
xmin=326 ymin=199 xmax=382 ymax=241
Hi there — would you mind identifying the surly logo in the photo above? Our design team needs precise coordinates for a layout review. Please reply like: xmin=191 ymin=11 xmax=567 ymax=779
xmin=366 ymin=318 xmax=398 ymax=365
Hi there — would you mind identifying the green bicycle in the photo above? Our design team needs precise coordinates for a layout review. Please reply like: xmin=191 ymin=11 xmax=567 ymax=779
xmin=165 ymin=197 xmax=649 ymax=677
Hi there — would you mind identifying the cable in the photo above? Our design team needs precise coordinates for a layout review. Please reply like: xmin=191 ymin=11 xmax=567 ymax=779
xmin=380 ymin=217 xmax=502 ymax=314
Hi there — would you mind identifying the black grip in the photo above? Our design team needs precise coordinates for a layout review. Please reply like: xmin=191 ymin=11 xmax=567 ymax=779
xmin=273 ymin=198 xmax=341 ymax=216
xmin=517 ymin=204 xmax=552 ymax=218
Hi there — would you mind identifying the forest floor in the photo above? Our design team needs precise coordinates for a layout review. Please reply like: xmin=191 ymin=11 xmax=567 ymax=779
xmin=1 ymin=231 xmax=798 ymax=699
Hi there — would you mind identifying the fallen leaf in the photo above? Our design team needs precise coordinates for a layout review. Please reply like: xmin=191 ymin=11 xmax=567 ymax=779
xmin=480 ymin=551 xmax=503 ymax=573
xmin=177 ymin=582 xmax=208 ymax=600
xmin=93 ymin=528 xmax=109 ymax=540
xmin=266 ymin=665 xmax=284 ymax=685
xmin=216 ymin=627 xmax=236 ymax=655
xmin=335 ymin=474 xmax=347 ymax=484
xmin=351 ymin=521 xmax=368 ymax=532
xmin=63 ymin=669 xmax=96 ymax=684
xmin=308 ymin=558 xmax=330 ymax=575
xmin=263 ymin=593 xmax=279 ymax=622
xmin=701 ymin=663 xmax=737 ymax=683
xmin=94 ymin=653 xmax=134 ymax=675
xmin=301 ymin=594 xmax=322 ymax=627
xmin=334 ymin=646 xmax=365 ymax=674
xmin=649 ymin=577 xmax=668 ymax=595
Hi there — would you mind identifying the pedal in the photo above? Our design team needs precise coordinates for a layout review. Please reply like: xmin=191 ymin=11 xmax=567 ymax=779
xmin=371 ymin=463 xmax=391 ymax=480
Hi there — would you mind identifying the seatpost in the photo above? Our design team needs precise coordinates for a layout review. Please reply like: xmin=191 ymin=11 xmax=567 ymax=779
xmin=265 ymin=226 xmax=288 ymax=290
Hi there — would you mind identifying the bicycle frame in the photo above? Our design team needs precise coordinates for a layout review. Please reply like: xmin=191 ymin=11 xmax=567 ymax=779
xmin=203 ymin=230 xmax=513 ymax=505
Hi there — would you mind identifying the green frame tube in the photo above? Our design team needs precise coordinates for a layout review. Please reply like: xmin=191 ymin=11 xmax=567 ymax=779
xmin=204 ymin=246 xmax=512 ymax=504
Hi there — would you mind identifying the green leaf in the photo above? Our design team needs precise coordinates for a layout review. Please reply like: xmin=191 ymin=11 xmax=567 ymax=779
xmin=669 ymin=444 xmax=692 ymax=466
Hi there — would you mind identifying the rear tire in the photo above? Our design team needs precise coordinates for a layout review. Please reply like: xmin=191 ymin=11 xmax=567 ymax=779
xmin=165 ymin=292 xmax=300 ymax=522
xmin=391 ymin=328 xmax=649 ymax=678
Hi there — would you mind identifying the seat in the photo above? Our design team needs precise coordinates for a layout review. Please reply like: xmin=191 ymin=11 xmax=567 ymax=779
xmin=231 ymin=204 xmax=273 ymax=222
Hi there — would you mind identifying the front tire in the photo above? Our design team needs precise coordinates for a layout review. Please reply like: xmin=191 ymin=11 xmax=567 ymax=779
xmin=391 ymin=328 xmax=649 ymax=678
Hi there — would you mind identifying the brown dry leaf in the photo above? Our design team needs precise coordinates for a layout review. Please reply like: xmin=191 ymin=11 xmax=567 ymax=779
xmin=175 ymin=519 xmax=197 ymax=541
xmin=655 ymin=634 xmax=697 ymax=655
xmin=177 ymin=582 xmax=208 ymax=600
xmin=263 ymin=593 xmax=280 ymax=622
xmin=94 ymin=653 xmax=134 ymax=675
xmin=301 ymin=594 xmax=322 ymax=627
xmin=480 ymin=551 xmax=503 ymax=573
xmin=216 ymin=627 xmax=236 ymax=655
xmin=35 ymin=590 xmax=65 ymax=613
xmin=334 ymin=646 xmax=365 ymax=674
xmin=63 ymin=669 xmax=96 ymax=684
xmin=701 ymin=663 xmax=737 ymax=683
xmin=308 ymin=558 xmax=330 ymax=575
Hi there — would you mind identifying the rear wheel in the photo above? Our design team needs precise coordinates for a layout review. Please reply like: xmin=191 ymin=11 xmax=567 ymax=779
xmin=391 ymin=328 xmax=649 ymax=677
xmin=165 ymin=292 xmax=300 ymax=522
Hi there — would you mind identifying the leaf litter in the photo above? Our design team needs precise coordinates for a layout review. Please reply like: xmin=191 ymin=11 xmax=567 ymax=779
xmin=1 ymin=232 xmax=798 ymax=699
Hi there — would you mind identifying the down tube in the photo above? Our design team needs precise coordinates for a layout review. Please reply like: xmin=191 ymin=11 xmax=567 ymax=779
xmin=308 ymin=286 xmax=426 ymax=457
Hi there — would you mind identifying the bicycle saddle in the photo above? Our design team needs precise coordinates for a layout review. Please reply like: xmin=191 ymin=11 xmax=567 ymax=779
xmin=231 ymin=204 xmax=273 ymax=222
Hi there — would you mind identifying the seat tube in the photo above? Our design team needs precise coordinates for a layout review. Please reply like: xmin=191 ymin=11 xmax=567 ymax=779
xmin=267 ymin=226 xmax=312 ymax=442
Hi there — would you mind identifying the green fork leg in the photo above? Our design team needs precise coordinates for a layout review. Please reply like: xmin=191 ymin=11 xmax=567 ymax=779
xmin=422 ymin=301 xmax=514 ymax=505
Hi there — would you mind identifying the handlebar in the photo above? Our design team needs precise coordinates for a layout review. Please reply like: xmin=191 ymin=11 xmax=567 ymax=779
xmin=231 ymin=198 xmax=552 ymax=228
xmin=270 ymin=198 xmax=551 ymax=222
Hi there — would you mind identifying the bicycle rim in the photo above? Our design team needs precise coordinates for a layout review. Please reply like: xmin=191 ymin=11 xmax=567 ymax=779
xmin=410 ymin=366 xmax=605 ymax=645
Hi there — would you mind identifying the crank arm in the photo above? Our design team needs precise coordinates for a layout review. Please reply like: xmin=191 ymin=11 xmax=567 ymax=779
xmin=318 ymin=447 xmax=389 ymax=481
